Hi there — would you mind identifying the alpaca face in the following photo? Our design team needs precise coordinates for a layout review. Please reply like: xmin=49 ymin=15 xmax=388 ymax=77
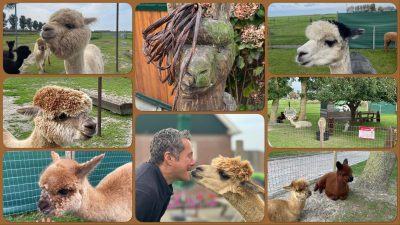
xmin=38 ymin=152 xmax=104 ymax=216
xmin=36 ymin=38 xmax=48 ymax=52
xmin=336 ymin=158 xmax=353 ymax=183
xmin=296 ymin=20 xmax=364 ymax=67
xmin=283 ymin=179 xmax=312 ymax=201
xmin=14 ymin=46 xmax=32 ymax=59
xmin=6 ymin=40 xmax=15 ymax=49
xmin=41 ymin=8 xmax=96 ymax=59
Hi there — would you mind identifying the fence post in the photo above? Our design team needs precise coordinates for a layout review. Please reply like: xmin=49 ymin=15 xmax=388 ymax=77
xmin=332 ymin=151 xmax=337 ymax=171
xmin=385 ymin=127 xmax=394 ymax=148
xmin=65 ymin=151 xmax=74 ymax=159
xmin=372 ymin=26 xmax=375 ymax=50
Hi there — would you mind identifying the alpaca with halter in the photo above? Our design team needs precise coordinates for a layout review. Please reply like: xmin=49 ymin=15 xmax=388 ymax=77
xmin=296 ymin=20 xmax=376 ymax=74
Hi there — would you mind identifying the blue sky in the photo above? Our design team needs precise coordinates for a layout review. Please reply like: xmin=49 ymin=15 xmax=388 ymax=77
xmin=3 ymin=3 xmax=132 ymax=31
xmin=268 ymin=3 xmax=396 ymax=17
xmin=225 ymin=114 xmax=264 ymax=152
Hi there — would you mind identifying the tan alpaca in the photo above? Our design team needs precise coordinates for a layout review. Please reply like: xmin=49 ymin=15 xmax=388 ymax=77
xmin=3 ymin=85 xmax=96 ymax=148
xmin=268 ymin=179 xmax=311 ymax=222
xmin=318 ymin=117 xmax=327 ymax=146
xmin=384 ymin=32 xmax=397 ymax=52
xmin=192 ymin=156 xmax=264 ymax=222
xmin=33 ymin=38 xmax=51 ymax=73
xmin=288 ymin=118 xmax=312 ymax=128
xmin=38 ymin=151 xmax=132 ymax=222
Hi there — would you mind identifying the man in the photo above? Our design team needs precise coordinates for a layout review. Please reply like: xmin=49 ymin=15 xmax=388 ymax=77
xmin=136 ymin=128 xmax=196 ymax=222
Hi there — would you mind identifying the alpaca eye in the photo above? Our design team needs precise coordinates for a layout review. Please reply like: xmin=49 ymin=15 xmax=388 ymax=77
xmin=218 ymin=170 xmax=230 ymax=180
xmin=324 ymin=40 xmax=337 ymax=47
xmin=58 ymin=188 xmax=69 ymax=196
xmin=55 ymin=113 xmax=68 ymax=122
xmin=65 ymin=23 xmax=75 ymax=29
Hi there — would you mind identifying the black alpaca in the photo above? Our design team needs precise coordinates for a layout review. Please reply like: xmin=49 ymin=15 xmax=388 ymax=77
xmin=3 ymin=41 xmax=15 ymax=59
xmin=3 ymin=46 xmax=31 ymax=74
xmin=277 ymin=112 xmax=286 ymax=123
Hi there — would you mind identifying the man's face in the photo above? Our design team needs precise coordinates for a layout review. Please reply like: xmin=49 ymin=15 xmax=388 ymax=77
xmin=171 ymin=138 xmax=196 ymax=181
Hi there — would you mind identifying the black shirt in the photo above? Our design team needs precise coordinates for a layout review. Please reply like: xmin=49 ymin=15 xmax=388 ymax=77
xmin=136 ymin=162 xmax=173 ymax=222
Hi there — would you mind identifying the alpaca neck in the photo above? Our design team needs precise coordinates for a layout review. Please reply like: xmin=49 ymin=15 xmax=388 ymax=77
xmin=289 ymin=119 xmax=296 ymax=125
xmin=287 ymin=193 xmax=307 ymax=217
xmin=15 ymin=54 xmax=27 ymax=68
xmin=6 ymin=127 xmax=59 ymax=148
xmin=64 ymin=51 xmax=85 ymax=74
xmin=222 ymin=191 xmax=264 ymax=222
xmin=329 ymin=47 xmax=352 ymax=74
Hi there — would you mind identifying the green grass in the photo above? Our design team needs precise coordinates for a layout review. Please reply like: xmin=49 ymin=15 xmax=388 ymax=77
xmin=3 ymin=32 xmax=132 ymax=74
xmin=4 ymin=211 xmax=89 ymax=222
xmin=268 ymin=48 xmax=397 ymax=74
xmin=268 ymin=151 xmax=313 ymax=158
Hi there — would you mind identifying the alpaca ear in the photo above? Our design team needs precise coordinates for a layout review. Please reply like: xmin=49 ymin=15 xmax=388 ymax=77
xmin=343 ymin=158 xmax=348 ymax=165
xmin=240 ymin=181 xmax=264 ymax=195
xmin=17 ymin=106 xmax=41 ymax=118
xmin=84 ymin=17 xmax=97 ymax=25
xmin=283 ymin=183 xmax=293 ymax=191
xmin=77 ymin=154 xmax=105 ymax=178
xmin=336 ymin=161 xmax=343 ymax=170
xmin=350 ymin=28 xmax=364 ymax=39
xmin=51 ymin=151 xmax=61 ymax=162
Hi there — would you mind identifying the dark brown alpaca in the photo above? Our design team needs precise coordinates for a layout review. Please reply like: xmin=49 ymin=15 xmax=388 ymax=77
xmin=314 ymin=158 xmax=353 ymax=200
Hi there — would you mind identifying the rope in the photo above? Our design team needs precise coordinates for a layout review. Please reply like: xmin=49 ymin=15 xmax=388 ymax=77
xmin=143 ymin=3 xmax=202 ymax=110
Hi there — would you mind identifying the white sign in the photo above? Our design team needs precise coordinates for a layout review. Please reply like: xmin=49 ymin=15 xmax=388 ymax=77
xmin=358 ymin=127 xmax=375 ymax=140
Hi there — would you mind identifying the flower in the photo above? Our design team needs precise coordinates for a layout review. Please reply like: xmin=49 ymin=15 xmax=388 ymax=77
xmin=241 ymin=24 xmax=265 ymax=48
xmin=233 ymin=3 xmax=260 ymax=20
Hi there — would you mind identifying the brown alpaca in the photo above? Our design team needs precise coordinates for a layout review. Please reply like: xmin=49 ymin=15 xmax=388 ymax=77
xmin=38 ymin=151 xmax=132 ymax=222
xmin=384 ymin=32 xmax=397 ymax=52
xmin=314 ymin=158 xmax=353 ymax=200
xmin=268 ymin=179 xmax=312 ymax=222
xmin=192 ymin=156 xmax=264 ymax=222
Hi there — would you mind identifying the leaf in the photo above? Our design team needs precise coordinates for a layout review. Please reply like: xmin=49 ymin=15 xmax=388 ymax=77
xmin=243 ymin=84 xmax=255 ymax=97
xmin=253 ymin=66 xmax=264 ymax=77
xmin=257 ymin=8 xmax=265 ymax=18
xmin=237 ymin=56 xmax=245 ymax=69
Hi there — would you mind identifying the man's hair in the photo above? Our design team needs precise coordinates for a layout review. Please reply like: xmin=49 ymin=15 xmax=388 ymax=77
xmin=149 ymin=128 xmax=191 ymax=165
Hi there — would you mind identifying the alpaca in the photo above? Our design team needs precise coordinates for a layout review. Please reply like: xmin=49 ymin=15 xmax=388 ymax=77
xmin=314 ymin=158 xmax=353 ymax=200
xmin=3 ymin=45 xmax=31 ymax=74
xmin=277 ymin=112 xmax=286 ymax=123
xmin=191 ymin=156 xmax=264 ymax=222
xmin=41 ymin=8 xmax=104 ymax=74
xmin=288 ymin=118 xmax=312 ymax=128
xmin=3 ymin=85 xmax=96 ymax=148
xmin=384 ymin=32 xmax=397 ymax=52
xmin=317 ymin=117 xmax=327 ymax=145
xmin=268 ymin=178 xmax=311 ymax=222
xmin=33 ymin=38 xmax=51 ymax=73
xmin=3 ymin=40 xmax=15 ymax=59
xmin=296 ymin=20 xmax=376 ymax=74
xmin=38 ymin=151 xmax=132 ymax=222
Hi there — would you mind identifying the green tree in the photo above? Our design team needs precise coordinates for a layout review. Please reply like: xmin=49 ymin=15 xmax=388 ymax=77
xmin=315 ymin=77 xmax=396 ymax=121
xmin=32 ymin=20 xmax=39 ymax=31
xmin=38 ymin=22 xmax=44 ymax=31
xmin=8 ymin=14 xmax=17 ymax=30
xmin=268 ymin=77 xmax=292 ymax=124
xmin=3 ymin=12 xmax=7 ymax=29
xmin=26 ymin=17 xmax=32 ymax=30
xmin=19 ymin=15 xmax=26 ymax=30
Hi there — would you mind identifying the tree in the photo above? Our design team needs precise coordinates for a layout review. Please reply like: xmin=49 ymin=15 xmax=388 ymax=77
xmin=357 ymin=152 xmax=396 ymax=192
xmin=26 ymin=18 xmax=32 ymax=31
xmin=3 ymin=12 xmax=7 ymax=29
xmin=38 ymin=22 xmax=44 ymax=31
xmin=19 ymin=15 xmax=26 ymax=30
xmin=370 ymin=3 xmax=376 ymax=12
xmin=8 ymin=14 xmax=17 ymax=30
xmin=32 ymin=20 xmax=39 ymax=31
xmin=315 ymin=77 xmax=396 ymax=121
xmin=268 ymin=77 xmax=292 ymax=124
xmin=297 ymin=78 xmax=308 ymax=121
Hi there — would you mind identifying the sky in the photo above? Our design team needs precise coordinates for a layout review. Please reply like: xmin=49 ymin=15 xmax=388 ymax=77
xmin=3 ymin=3 xmax=132 ymax=31
xmin=268 ymin=3 xmax=396 ymax=17
xmin=225 ymin=114 xmax=264 ymax=152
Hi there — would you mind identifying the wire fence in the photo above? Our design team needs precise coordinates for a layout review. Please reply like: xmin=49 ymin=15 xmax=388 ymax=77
xmin=268 ymin=122 xmax=396 ymax=148
xmin=3 ymin=151 xmax=132 ymax=216
xmin=267 ymin=151 xmax=370 ymax=197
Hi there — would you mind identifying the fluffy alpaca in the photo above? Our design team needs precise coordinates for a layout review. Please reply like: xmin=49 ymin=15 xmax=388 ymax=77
xmin=268 ymin=178 xmax=311 ymax=222
xmin=191 ymin=156 xmax=264 ymax=222
xmin=3 ymin=85 xmax=96 ymax=148
xmin=33 ymin=38 xmax=51 ymax=73
xmin=3 ymin=40 xmax=15 ymax=59
xmin=314 ymin=158 xmax=353 ymax=200
xmin=384 ymin=32 xmax=397 ymax=52
xmin=38 ymin=151 xmax=132 ymax=222
xmin=288 ymin=118 xmax=312 ymax=128
xmin=3 ymin=45 xmax=31 ymax=74
xmin=41 ymin=8 xmax=104 ymax=74
xmin=296 ymin=20 xmax=376 ymax=74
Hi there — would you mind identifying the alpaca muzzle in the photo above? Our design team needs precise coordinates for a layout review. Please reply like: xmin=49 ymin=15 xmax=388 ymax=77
xmin=348 ymin=176 xmax=354 ymax=182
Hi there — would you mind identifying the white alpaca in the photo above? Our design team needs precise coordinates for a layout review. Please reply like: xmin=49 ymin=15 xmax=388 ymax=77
xmin=41 ymin=8 xmax=104 ymax=74
xmin=3 ymin=86 xmax=96 ymax=148
xmin=296 ymin=20 xmax=376 ymax=74
xmin=288 ymin=118 xmax=312 ymax=128
xmin=33 ymin=38 xmax=51 ymax=73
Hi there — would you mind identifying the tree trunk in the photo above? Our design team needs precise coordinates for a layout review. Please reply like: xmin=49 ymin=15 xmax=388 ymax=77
xmin=269 ymin=99 xmax=279 ymax=125
xmin=298 ymin=78 xmax=308 ymax=121
xmin=348 ymin=101 xmax=360 ymax=122
xmin=357 ymin=152 xmax=396 ymax=192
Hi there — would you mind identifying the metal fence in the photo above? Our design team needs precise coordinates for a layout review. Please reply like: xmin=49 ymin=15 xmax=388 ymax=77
xmin=268 ymin=122 xmax=396 ymax=148
xmin=267 ymin=151 xmax=370 ymax=197
xmin=3 ymin=151 xmax=132 ymax=216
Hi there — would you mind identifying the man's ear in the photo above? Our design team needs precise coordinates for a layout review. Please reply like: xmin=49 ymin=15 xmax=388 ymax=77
xmin=163 ymin=151 xmax=175 ymax=165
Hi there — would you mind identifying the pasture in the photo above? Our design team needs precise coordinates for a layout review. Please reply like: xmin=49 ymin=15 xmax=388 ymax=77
xmin=3 ymin=31 xmax=132 ymax=74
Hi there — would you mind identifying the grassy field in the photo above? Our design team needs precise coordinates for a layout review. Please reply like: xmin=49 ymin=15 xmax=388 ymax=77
xmin=3 ymin=32 xmax=132 ymax=74
xmin=267 ymin=99 xmax=397 ymax=148
xmin=3 ymin=77 xmax=132 ymax=148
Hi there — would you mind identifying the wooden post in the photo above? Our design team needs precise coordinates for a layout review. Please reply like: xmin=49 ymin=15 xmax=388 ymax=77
xmin=115 ymin=3 xmax=119 ymax=73
xmin=97 ymin=77 xmax=102 ymax=137
xmin=332 ymin=151 xmax=337 ymax=171
xmin=385 ymin=127 xmax=394 ymax=148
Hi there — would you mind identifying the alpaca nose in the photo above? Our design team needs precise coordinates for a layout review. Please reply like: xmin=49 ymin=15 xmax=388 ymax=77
xmin=84 ymin=121 xmax=97 ymax=132
xmin=348 ymin=176 xmax=354 ymax=182
xmin=38 ymin=199 xmax=50 ymax=212
xmin=42 ymin=25 xmax=54 ymax=32
xmin=195 ymin=166 xmax=203 ymax=172
xmin=298 ymin=51 xmax=307 ymax=58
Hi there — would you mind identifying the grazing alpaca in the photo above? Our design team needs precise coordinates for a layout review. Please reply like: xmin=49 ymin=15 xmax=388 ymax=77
xmin=191 ymin=156 xmax=264 ymax=222
xmin=3 ymin=85 xmax=96 ymax=148
xmin=288 ymin=118 xmax=312 ymax=128
xmin=3 ymin=40 xmax=15 ymax=59
xmin=33 ymin=38 xmax=51 ymax=73
xmin=38 ymin=151 xmax=132 ymax=222
xmin=277 ymin=112 xmax=286 ymax=123
xmin=296 ymin=20 xmax=376 ymax=74
xmin=3 ymin=45 xmax=31 ymax=74
xmin=384 ymin=32 xmax=397 ymax=52
xmin=268 ymin=179 xmax=312 ymax=222
xmin=314 ymin=158 xmax=353 ymax=200
xmin=41 ymin=8 xmax=104 ymax=74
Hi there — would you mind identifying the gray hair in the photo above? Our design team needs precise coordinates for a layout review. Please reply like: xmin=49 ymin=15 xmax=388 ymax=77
xmin=149 ymin=128 xmax=191 ymax=165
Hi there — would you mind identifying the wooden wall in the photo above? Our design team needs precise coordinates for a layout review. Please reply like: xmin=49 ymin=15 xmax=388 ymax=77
xmin=134 ymin=10 xmax=175 ymax=105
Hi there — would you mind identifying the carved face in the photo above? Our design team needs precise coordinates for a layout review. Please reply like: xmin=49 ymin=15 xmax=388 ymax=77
xmin=41 ymin=8 xmax=96 ymax=59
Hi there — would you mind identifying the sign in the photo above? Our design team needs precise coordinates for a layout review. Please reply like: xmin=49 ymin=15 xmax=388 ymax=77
xmin=358 ymin=126 xmax=375 ymax=140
